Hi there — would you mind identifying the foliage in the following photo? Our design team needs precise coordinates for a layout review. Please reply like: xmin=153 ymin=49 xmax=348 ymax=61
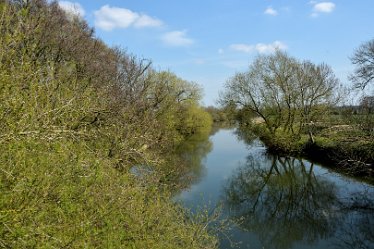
xmin=0 ymin=138 xmax=218 ymax=248
xmin=219 ymin=51 xmax=343 ymax=137
xmin=0 ymin=1 xmax=216 ymax=248
xmin=146 ymin=70 xmax=212 ymax=142
xmin=205 ymin=101 xmax=238 ymax=125
xmin=219 ymin=50 xmax=372 ymax=177
xmin=205 ymin=106 xmax=230 ymax=123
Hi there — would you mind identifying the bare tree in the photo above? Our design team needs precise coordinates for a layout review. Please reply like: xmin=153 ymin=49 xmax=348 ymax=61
xmin=295 ymin=62 xmax=342 ymax=134
xmin=219 ymin=51 xmax=298 ymax=134
xmin=349 ymin=39 xmax=374 ymax=89
xmin=219 ymin=51 xmax=341 ymax=136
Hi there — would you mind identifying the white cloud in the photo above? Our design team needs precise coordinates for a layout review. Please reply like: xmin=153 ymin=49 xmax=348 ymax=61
xmin=161 ymin=30 xmax=194 ymax=47
xmin=264 ymin=7 xmax=278 ymax=16
xmin=314 ymin=2 xmax=335 ymax=12
xmin=94 ymin=5 xmax=163 ymax=31
xmin=256 ymin=41 xmax=287 ymax=53
xmin=218 ymin=48 xmax=224 ymax=54
xmin=230 ymin=44 xmax=254 ymax=53
xmin=230 ymin=41 xmax=287 ymax=54
xmin=311 ymin=2 xmax=335 ymax=17
xmin=58 ymin=1 xmax=85 ymax=17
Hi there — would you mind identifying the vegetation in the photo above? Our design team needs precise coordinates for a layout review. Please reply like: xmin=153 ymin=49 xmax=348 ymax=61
xmin=0 ymin=0 xmax=216 ymax=248
xmin=205 ymin=104 xmax=237 ymax=127
xmin=224 ymin=142 xmax=374 ymax=249
xmin=349 ymin=38 xmax=374 ymax=90
xmin=219 ymin=50 xmax=373 ymax=180
xmin=219 ymin=51 xmax=342 ymax=140
xmin=1 ymin=0 xmax=372 ymax=246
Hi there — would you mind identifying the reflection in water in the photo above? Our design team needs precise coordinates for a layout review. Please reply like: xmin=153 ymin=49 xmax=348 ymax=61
xmin=234 ymin=126 xmax=257 ymax=145
xmin=333 ymin=190 xmax=374 ymax=249
xmin=163 ymin=132 xmax=213 ymax=190
xmin=224 ymin=155 xmax=340 ymax=249
xmin=176 ymin=128 xmax=374 ymax=249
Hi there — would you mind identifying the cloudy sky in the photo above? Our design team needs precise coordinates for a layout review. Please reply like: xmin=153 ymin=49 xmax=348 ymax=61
xmin=58 ymin=0 xmax=373 ymax=106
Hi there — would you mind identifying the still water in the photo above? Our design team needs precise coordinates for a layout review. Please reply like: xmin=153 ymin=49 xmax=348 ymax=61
xmin=176 ymin=129 xmax=374 ymax=249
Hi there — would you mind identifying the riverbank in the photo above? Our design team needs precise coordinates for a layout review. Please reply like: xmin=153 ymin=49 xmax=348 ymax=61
xmin=0 ymin=2 xmax=217 ymax=247
xmin=243 ymin=125 xmax=374 ymax=184
xmin=0 ymin=136 xmax=218 ymax=248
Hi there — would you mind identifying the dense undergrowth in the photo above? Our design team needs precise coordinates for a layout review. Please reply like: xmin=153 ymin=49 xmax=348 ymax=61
xmin=0 ymin=1 xmax=216 ymax=248
xmin=1 ymin=138 xmax=217 ymax=248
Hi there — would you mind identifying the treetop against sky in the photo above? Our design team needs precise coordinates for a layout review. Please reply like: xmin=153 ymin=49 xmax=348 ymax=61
xmin=56 ymin=0 xmax=373 ymax=105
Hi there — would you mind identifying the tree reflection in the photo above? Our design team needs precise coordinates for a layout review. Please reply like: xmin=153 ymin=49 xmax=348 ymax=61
xmin=162 ymin=132 xmax=213 ymax=190
xmin=234 ymin=125 xmax=257 ymax=145
xmin=224 ymin=154 xmax=341 ymax=249
xmin=332 ymin=190 xmax=374 ymax=249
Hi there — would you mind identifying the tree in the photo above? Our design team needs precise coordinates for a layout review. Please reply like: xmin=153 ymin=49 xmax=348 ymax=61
xmin=219 ymin=51 xmax=302 ymax=134
xmin=294 ymin=61 xmax=341 ymax=133
xmin=349 ymin=39 xmax=374 ymax=89
xmin=0 ymin=2 xmax=217 ymax=247
xmin=146 ymin=70 xmax=211 ymax=139
xmin=219 ymin=51 xmax=341 ymax=136
xmin=361 ymin=95 xmax=374 ymax=113
xmin=358 ymin=95 xmax=374 ymax=133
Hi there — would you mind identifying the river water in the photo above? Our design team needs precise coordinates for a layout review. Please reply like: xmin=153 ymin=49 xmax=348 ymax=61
xmin=175 ymin=128 xmax=374 ymax=249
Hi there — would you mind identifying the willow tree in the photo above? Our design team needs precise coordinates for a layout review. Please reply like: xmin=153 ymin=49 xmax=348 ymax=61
xmin=146 ymin=70 xmax=212 ymax=141
xmin=220 ymin=51 xmax=341 ymax=136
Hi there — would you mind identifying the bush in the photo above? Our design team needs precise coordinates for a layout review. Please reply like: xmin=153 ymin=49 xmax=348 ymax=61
xmin=0 ymin=138 xmax=217 ymax=248
xmin=0 ymin=1 xmax=216 ymax=248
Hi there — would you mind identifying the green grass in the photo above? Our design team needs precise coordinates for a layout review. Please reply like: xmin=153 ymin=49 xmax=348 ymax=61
xmin=244 ymin=122 xmax=373 ymax=181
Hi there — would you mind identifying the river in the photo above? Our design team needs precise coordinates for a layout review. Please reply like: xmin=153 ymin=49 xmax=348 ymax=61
xmin=175 ymin=128 xmax=374 ymax=249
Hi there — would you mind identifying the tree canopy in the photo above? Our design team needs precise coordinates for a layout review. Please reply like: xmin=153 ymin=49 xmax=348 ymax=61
xmin=349 ymin=39 xmax=374 ymax=89
xmin=219 ymin=51 xmax=342 ymax=136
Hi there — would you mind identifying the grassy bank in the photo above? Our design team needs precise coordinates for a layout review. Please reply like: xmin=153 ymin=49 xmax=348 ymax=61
xmin=304 ymin=128 xmax=373 ymax=182
xmin=245 ymin=124 xmax=374 ymax=183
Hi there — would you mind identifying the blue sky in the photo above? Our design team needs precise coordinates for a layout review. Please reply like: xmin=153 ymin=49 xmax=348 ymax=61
xmin=58 ymin=0 xmax=373 ymax=106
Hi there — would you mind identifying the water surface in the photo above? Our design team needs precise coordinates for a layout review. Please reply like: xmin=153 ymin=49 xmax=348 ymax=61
xmin=176 ymin=129 xmax=374 ymax=249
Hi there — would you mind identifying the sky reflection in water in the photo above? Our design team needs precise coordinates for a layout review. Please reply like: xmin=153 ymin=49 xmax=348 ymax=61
xmin=176 ymin=129 xmax=374 ymax=249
